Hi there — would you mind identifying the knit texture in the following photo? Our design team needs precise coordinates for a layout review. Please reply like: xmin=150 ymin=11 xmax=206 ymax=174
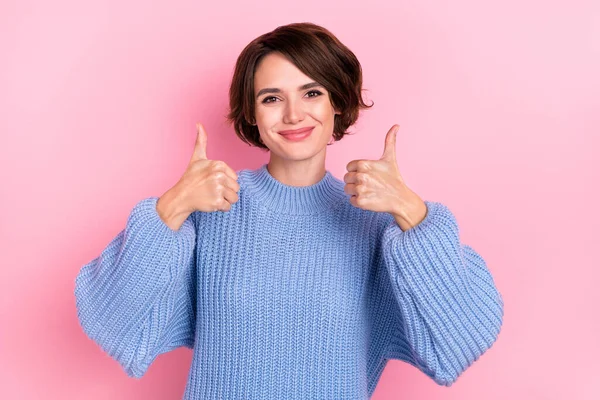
xmin=74 ymin=163 xmax=504 ymax=399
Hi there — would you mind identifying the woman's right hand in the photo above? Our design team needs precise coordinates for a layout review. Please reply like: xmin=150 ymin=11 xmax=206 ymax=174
xmin=156 ymin=123 xmax=240 ymax=230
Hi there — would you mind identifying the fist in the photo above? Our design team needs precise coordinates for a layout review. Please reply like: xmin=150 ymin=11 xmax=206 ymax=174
xmin=343 ymin=124 xmax=405 ymax=213
xmin=174 ymin=123 xmax=240 ymax=213
xmin=344 ymin=124 xmax=427 ymax=230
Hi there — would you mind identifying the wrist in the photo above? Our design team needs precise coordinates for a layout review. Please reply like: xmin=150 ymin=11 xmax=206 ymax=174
xmin=156 ymin=187 xmax=191 ymax=231
xmin=392 ymin=196 xmax=428 ymax=232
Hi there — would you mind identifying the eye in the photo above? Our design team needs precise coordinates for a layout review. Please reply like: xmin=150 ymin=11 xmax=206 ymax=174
xmin=261 ymin=90 xmax=324 ymax=104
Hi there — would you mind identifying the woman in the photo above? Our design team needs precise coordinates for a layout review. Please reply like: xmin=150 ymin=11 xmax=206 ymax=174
xmin=74 ymin=22 xmax=504 ymax=399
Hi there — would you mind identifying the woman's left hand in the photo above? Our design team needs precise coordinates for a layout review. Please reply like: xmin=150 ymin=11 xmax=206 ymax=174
xmin=343 ymin=124 xmax=429 ymax=231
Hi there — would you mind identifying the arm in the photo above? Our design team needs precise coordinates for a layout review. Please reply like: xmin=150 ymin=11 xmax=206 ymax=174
xmin=381 ymin=201 xmax=504 ymax=386
xmin=74 ymin=197 xmax=198 ymax=378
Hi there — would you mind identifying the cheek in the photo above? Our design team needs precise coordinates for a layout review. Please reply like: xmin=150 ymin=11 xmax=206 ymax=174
xmin=255 ymin=107 xmax=280 ymax=126
xmin=314 ymin=103 xmax=336 ymax=122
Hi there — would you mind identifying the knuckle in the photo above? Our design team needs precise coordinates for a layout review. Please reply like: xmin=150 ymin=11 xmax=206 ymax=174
xmin=212 ymin=171 xmax=226 ymax=181
xmin=212 ymin=160 xmax=226 ymax=170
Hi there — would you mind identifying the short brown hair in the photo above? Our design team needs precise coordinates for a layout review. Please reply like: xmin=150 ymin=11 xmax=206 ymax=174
xmin=225 ymin=22 xmax=374 ymax=150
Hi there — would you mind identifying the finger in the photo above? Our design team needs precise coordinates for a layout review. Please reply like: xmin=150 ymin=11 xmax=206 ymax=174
xmin=344 ymin=183 xmax=358 ymax=196
xmin=223 ymin=175 xmax=241 ymax=193
xmin=191 ymin=122 xmax=208 ymax=162
xmin=380 ymin=124 xmax=399 ymax=162
xmin=348 ymin=195 xmax=360 ymax=209
xmin=343 ymin=171 xmax=359 ymax=184
xmin=218 ymin=163 xmax=239 ymax=183
xmin=346 ymin=160 xmax=357 ymax=172
xmin=222 ymin=186 xmax=239 ymax=205
xmin=216 ymin=199 xmax=231 ymax=212
xmin=346 ymin=159 xmax=367 ymax=172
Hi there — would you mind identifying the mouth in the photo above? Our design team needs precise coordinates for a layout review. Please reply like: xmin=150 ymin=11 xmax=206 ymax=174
xmin=278 ymin=126 xmax=315 ymax=135
xmin=278 ymin=126 xmax=314 ymax=141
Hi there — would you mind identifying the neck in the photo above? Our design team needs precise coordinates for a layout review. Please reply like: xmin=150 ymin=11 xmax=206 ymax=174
xmin=241 ymin=163 xmax=349 ymax=215
xmin=266 ymin=148 xmax=327 ymax=187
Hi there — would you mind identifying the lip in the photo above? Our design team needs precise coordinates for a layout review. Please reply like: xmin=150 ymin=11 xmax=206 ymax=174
xmin=278 ymin=126 xmax=315 ymax=135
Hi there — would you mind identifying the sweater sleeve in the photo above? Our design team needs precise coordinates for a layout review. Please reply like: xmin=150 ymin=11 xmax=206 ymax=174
xmin=74 ymin=197 xmax=198 ymax=379
xmin=381 ymin=200 xmax=504 ymax=386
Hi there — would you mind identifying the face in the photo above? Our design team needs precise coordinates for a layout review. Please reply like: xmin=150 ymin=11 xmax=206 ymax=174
xmin=252 ymin=52 xmax=340 ymax=161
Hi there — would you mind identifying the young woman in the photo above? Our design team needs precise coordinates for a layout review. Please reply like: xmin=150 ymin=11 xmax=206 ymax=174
xmin=75 ymin=22 xmax=504 ymax=399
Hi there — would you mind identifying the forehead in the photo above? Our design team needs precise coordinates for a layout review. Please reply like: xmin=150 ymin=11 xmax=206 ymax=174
xmin=254 ymin=52 xmax=312 ymax=90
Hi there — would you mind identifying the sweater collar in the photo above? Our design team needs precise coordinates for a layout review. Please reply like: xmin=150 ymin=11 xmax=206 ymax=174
xmin=242 ymin=163 xmax=349 ymax=215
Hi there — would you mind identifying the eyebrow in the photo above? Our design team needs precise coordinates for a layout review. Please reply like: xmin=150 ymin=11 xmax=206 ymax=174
xmin=256 ymin=82 xmax=323 ymax=99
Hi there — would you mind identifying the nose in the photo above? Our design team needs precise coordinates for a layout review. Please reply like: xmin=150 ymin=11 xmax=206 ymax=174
xmin=282 ymin=97 xmax=305 ymax=124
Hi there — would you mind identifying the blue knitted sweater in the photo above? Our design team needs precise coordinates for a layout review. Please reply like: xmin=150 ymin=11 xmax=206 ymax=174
xmin=74 ymin=163 xmax=504 ymax=399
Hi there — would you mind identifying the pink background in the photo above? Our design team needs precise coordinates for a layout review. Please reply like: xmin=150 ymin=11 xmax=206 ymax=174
xmin=1 ymin=0 xmax=599 ymax=399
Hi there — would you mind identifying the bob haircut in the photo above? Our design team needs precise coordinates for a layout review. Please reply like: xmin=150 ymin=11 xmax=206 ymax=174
xmin=225 ymin=22 xmax=374 ymax=151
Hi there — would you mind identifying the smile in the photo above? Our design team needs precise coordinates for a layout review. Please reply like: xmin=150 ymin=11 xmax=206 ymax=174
xmin=278 ymin=127 xmax=314 ymax=141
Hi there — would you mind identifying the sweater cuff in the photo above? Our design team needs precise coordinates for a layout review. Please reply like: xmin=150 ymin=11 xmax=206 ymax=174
xmin=383 ymin=201 xmax=458 ymax=245
xmin=130 ymin=197 xmax=196 ymax=239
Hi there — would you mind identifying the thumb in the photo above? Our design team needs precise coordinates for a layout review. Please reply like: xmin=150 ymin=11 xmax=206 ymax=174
xmin=191 ymin=122 xmax=208 ymax=162
xmin=380 ymin=124 xmax=399 ymax=162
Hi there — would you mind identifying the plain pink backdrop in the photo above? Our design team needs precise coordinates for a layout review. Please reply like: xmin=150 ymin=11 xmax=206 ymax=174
xmin=1 ymin=0 xmax=599 ymax=399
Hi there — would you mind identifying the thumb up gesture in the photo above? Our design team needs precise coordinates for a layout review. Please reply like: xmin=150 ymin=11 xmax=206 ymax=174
xmin=157 ymin=123 xmax=240 ymax=230
xmin=343 ymin=124 xmax=428 ymax=231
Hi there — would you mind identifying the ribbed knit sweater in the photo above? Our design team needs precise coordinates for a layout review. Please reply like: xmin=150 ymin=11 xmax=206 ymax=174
xmin=74 ymin=163 xmax=504 ymax=399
